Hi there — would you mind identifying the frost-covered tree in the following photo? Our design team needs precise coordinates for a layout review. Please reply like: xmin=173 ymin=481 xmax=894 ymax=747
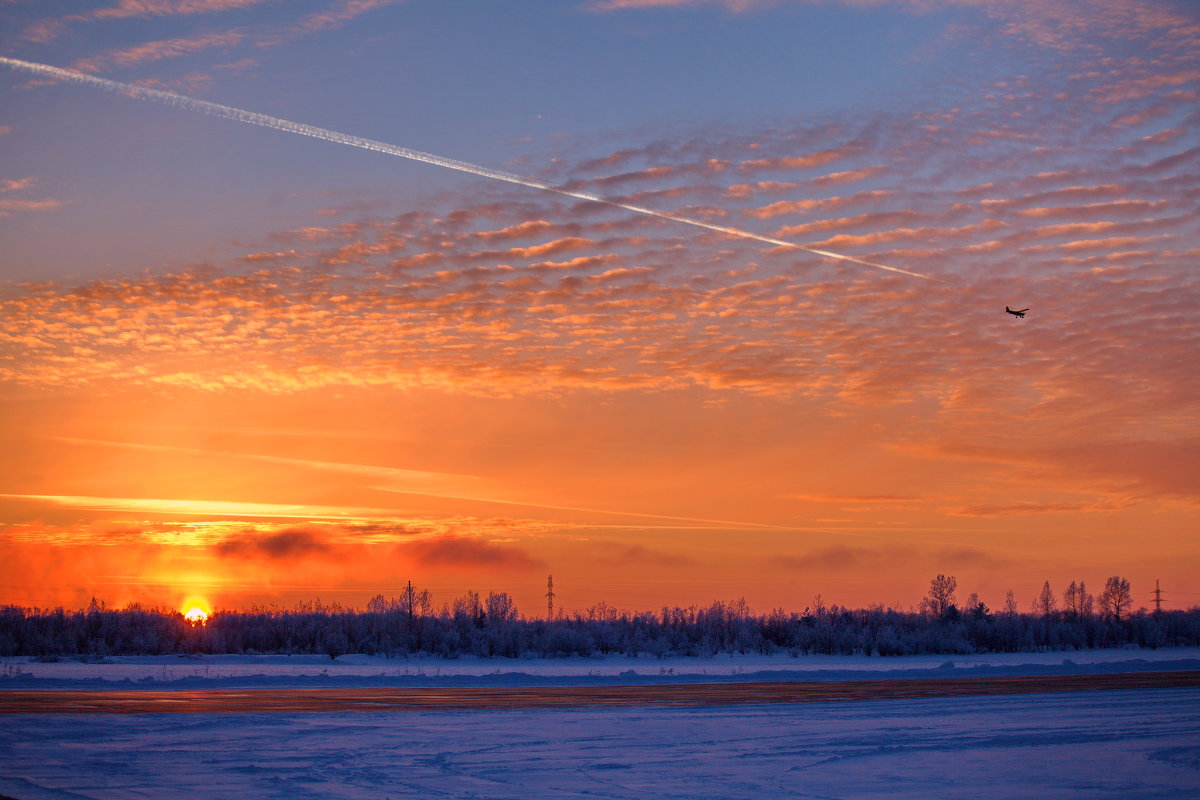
xmin=486 ymin=592 xmax=519 ymax=623
xmin=923 ymin=574 xmax=957 ymax=617
xmin=1099 ymin=576 xmax=1133 ymax=621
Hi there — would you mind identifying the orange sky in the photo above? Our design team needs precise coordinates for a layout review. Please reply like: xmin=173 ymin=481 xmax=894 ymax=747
xmin=1 ymin=0 xmax=1198 ymax=616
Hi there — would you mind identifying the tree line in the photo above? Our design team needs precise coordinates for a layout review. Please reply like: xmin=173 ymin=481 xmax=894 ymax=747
xmin=1 ymin=575 xmax=1195 ymax=660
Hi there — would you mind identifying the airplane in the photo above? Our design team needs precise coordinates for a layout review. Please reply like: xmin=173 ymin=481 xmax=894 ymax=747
xmin=1005 ymin=306 xmax=1029 ymax=318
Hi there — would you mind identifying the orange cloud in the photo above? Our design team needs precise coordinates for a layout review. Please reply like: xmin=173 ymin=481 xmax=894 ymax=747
xmin=738 ymin=145 xmax=860 ymax=174
xmin=743 ymin=189 xmax=892 ymax=220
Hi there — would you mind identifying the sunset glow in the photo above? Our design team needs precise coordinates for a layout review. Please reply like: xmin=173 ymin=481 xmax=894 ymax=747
xmin=183 ymin=607 xmax=210 ymax=626
xmin=1 ymin=0 xmax=1197 ymax=617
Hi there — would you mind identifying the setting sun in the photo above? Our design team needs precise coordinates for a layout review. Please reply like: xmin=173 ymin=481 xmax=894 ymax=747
xmin=183 ymin=604 xmax=210 ymax=626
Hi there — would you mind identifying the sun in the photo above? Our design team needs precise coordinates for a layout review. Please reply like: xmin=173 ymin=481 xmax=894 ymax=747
xmin=181 ymin=597 xmax=211 ymax=626
xmin=183 ymin=607 xmax=209 ymax=625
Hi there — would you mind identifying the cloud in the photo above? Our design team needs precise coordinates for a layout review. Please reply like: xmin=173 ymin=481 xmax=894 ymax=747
xmin=291 ymin=0 xmax=405 ymax=33
xmin=738 ymin=145 xmax=860 ymax=175
xmin=0 ymin=38 xmax=1195 ymax=444
xmin=1015 ymin=200 xmax=1167 ymax=220
xmin=215 ymin=528 xmax=332 ymax=560
xmin=29 ymin=0 xmax=403 ymax=67
xmin=742 ymin=189 xmax=893 ymax=220
xmin=784 ymin=493 xmax=927 ymax=505
xmin=476 ymin=220 xmax=564 ymax=243
xmin=92 ymin=1 xmax=278 ymax=20
xmin=0 ymin=177 xmax=61 ymax=216
xmin=938 ymin=547 xmax=1013 ymax=569
xmin=21 ymin=19 xmax=67 ymax=44
xmin=771 ymin=545 xmax=889 ymax=571
xmin=771 ymin=543 xmax=1016 ymax=573
xmin=24 ymin=1 xmax=273 ymax=44
xmin=950 ymin=501 xmax=1127 ymax=517
xmin=811 ymin=166 xmax=887 ymax=187
xmin=586 ymin=0 xmax=1200 ymax=62
xmin=587 ymin=541 xmax=697 ymax=567
xmin=1 ymin=494 xmax=412 ymax=521
xmin=72 ymin=31 xmax=247 ymax=73
xmin=400 ymin=535 xmax=543 ymax=570
xmin=589 ymin=0 xmax=791 ymax=11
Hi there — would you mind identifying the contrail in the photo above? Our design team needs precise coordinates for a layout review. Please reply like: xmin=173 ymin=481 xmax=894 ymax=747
xmin=1 ymin=56 xmax=931 ymax=280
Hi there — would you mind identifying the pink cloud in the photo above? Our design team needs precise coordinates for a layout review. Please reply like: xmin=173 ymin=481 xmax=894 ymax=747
xmin=0 ymin=177 xmax=61 ymax=216
xmin=72 ymin=31 xmax=247 ymax=73
xmin=811 ymin=165 xmax=887 ymax=187
xmin=738 ymin=145 xmax=860 ymax=175
xmin=292 ymin=0 xmax=405 ymax=33
xmin=743 ymin=189 xmax=892 ymax=220
xmin=92 ymin=1 xmax=278 ymax=20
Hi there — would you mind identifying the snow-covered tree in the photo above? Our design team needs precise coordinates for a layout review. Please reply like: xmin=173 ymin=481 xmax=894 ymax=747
xmin=923 ymin=574 xmax=957 ymax=617
xmin=1099 ymin=576 xmax=1133 ymax=621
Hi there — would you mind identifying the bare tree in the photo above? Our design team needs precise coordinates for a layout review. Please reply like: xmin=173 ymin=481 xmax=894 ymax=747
xmin=1034 ymin=581 xmax=1057 ymax=617
xmin=1099 ymin=576 xmax=1133 ymax=621
xmin=1079 ymin=581 xmax=1094 ymax=618
xmin=1062 ymin=581 xmax=1079 ymax=617
xmin=924 ymin=574 xmax=957 ymax=617
xmin=1004 ymin=590 xmax=1019 ymax=616
xmin=1062 ymin=581 xmax=1094 ymax=619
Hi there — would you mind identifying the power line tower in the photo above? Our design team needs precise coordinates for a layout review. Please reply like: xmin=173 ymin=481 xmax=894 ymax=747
xmin=1152 ymin=579 xmax=1164 ymax=613
xmin=546 ymin=574 xmax=555 ymax=620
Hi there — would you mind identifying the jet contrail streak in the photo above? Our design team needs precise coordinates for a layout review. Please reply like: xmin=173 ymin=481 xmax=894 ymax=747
xmin=1 ymin=56 xmax=931 ymax=280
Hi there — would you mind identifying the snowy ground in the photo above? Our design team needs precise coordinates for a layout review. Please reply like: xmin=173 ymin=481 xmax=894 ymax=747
xmin=2 ymin=689 xmax=1198 ymax=799
xmin=4 ymin=646 xmax=1199 ymax=688
xmin=2 ymin=650 xmax=1198 ymax=799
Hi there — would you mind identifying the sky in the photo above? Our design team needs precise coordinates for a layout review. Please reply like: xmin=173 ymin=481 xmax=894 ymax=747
xmin=1 ymin=0 xmax=1197 ymax=616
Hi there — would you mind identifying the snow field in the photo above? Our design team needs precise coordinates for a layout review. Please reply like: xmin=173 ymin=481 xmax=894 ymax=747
xmin=1 ymin=688 xmax=1198 ymax=799
xmin=3 ymin=650 xmax=1197 ymax=798
xmin=4 ymin=646 xmax=1199 ymax=688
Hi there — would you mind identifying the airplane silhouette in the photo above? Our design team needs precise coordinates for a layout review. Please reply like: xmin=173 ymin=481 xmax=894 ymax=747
xmin=1006 ymin=306 xmax=1029 ymax=318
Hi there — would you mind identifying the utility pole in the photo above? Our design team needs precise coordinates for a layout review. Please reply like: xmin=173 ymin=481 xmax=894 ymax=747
xmin=546 ymin=574 xmax=555 ymax=620
xmin=1152 ymin=579 xmax=1164 ymax=613
xmin=404 ymin=579 xmax=415 ymax=624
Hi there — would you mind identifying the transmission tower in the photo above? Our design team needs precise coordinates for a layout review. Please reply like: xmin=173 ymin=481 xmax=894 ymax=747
xmin=546 ymin=574 xmax=556 ymax=620
xmin=1152 ymin=579 xmax=1164 ymax=613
